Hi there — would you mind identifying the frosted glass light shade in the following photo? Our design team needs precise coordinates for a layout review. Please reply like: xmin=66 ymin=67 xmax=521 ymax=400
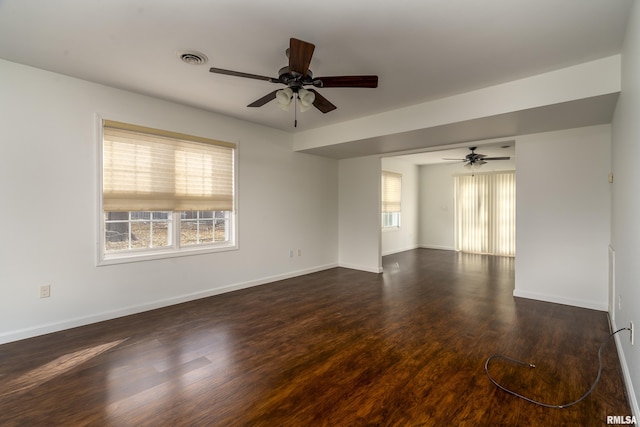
xmin=298 ymin=88 xmax=315 ymax=112
xmin=276 ymin=88 xmax=293 ymax=110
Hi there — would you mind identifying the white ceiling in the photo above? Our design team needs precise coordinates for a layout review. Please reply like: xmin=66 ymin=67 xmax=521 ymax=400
xmin=0 ymin=0 xmax=633 ymax=142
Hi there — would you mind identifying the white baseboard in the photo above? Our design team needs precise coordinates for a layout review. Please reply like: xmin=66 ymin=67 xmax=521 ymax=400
xmin=0 ymin=263 xmax=338 ymax=345
xmin=381 ymin=245 xmax=419 ymax=256
xmin=513 ymin=289 xmax=608 ymax=311
xmin=338 ymin=262 xmax=383 ymax=274
xmin=611 ymin=318 xmax=639 ymax=420
xmin=419 ymin=244 xmax=456 ymax=251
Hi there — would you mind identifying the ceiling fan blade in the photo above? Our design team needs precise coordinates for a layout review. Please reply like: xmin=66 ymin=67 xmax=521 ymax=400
xmin=289 ymin=38 xmax=315 ymax=77
xmin=484 ymin=157 xmax=511 ymax=160
xmin=247 ymin=90 xmax=279 ymax=107
xmin=442 ymin=158 xmax=466 ymax=161
xmin=313 ymin=75 xmax=379 ymax=88
xmin=308 ymin=89 xmax=336 ymax=113
xmin=210 ymin=67 xmax=279 ymax=83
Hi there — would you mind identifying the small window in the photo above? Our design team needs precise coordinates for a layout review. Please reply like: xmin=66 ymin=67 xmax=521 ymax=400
xmin=99 ymin=119 xmax=237 ymax=264
xmin=381 ymin=170 xmax=402 ymax=229
xmin=382 ymin=212 xmax=401 ymax=228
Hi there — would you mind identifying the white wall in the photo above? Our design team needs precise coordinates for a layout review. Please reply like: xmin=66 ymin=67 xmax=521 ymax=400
xmin=338 ymin=156 xmax=382 ymax=273
xmin=381 ymin=157 xmax=418 ymax=255
xmin=611 ymin=0 xmax=640 ymax=417
xmin=294 ymin=56 xmax=620 ymax=152
xmin=514 ymin=125 xmax=611 ymax=310
xmin=0 ymin=59 xmax=339 ymax=343
xmin=418 ymin=163 xmax=456 ymax=250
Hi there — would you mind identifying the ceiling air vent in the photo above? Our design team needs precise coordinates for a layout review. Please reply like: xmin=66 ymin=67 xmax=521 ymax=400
xmin=178 ymin=51 xmax=208 ymax=65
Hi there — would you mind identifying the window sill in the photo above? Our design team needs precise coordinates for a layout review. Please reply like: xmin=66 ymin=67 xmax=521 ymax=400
xmin=97 ymin=242 xmax=238 ymax=266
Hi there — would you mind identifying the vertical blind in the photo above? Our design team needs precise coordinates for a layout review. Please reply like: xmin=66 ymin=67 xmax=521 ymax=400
xmin=455 ymin=171 xmax=516 ymax=256
xmin=381 ymin=170 xmax=402 ymax=213
xmin=103 ymin=120 xmax=235 ymax=212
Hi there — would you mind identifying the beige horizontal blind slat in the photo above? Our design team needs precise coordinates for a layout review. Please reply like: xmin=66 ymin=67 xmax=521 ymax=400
xmin=103 ymin=122 xmax=235 ymax=212
xmin=381 ymin=170 xmax=402 ymax=213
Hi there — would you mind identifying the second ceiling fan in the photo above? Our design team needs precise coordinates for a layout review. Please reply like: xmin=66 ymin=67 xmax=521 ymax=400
xmin=209 ymin=37 xmax=378 ymax=125
xmin=444 ymin=147 xmax=511 ymax=167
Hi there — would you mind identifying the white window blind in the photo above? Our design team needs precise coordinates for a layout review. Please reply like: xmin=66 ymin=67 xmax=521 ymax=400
xmin=381 ymin=170 xmax=402 ymax=213
xmin=455 ymin=171 xmax=515 ymax=256
xmin=102 ymin=120 xmax=235 ymax=212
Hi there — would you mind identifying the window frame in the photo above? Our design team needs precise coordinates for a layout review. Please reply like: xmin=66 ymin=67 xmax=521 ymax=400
xmin=96 ymin=115 xmax=239 ymax=266
xmin=381 ymin=211 xmax=401 ymax=230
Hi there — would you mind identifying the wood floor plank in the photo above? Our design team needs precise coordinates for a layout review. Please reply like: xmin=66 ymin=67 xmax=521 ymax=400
xmin=0 ymin=249 xmax=631 ymax=426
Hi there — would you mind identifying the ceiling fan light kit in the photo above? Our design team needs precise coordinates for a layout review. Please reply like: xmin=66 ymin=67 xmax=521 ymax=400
xmin=465 ymin=160 xmax=486 ymax=169
xmin=209 ymin=37 xmax=378 ymax=126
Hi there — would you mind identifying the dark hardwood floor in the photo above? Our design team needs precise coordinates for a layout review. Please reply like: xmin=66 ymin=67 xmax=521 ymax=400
xmin=0 ymin=249 xmax=631 ymax=426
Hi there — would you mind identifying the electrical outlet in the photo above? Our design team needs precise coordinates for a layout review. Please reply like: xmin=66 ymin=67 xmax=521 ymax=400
xmin=630 ymin=322 xmax=634 ymax=345
xmin=289 ymin=250 xmax=294 ymax=258
xmin=297 ymin=249 xmax=302 ymax=257
xmin=39 ymin=284 xmax=51 ymax=298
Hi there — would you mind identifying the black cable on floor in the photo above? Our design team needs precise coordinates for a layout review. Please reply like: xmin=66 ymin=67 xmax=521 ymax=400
xmin=484 ymin=327 xmax=629 ymax=408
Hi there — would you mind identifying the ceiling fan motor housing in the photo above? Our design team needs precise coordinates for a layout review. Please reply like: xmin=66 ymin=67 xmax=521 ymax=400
xmin=278 ymin=66 xmax=317 ymax=90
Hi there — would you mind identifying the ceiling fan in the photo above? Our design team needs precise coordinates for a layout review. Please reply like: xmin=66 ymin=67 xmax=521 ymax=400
xmin=209 ymin=37 xmax=378 ymax=126
xmin=444 ymin=147 xmax=511 ymax=167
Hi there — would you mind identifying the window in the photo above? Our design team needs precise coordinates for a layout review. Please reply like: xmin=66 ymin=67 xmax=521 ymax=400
xmin=381 ymin=170 xmax=402 ymax=229
xmin=99 ymin=119 xmax=237 ymax=264
xmin=454 ymin=171 xmax=515 ymax=256
xmin=382 ymin=212 xmax=401 ymax=228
